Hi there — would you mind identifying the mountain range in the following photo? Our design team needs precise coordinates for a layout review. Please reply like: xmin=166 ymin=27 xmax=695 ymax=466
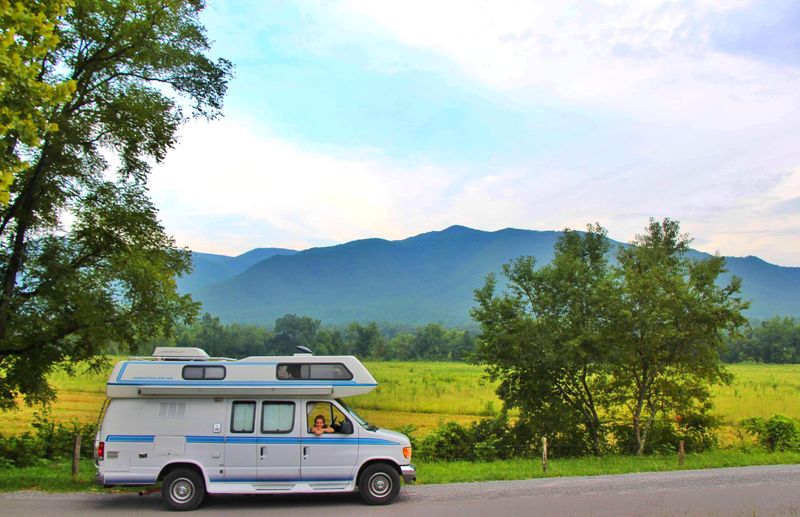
xmin=179 ymin=225 xmax=800 ymax=327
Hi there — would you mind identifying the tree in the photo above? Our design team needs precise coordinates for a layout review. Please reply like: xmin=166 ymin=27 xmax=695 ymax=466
xmin=346 ymin=322 xmax=384 ymax=358
xmin=0 ymin=0 xmax=232 ymax=409
xmin=313 ymin=328 xmax=346 ymax=356
xmin=0 ymin=0 xmax=76 ymax=204
xmin=472 ymin=224 xmax=615 ymax=455
xmin=473 ymin=219 xmax=749 ymax=456
xmin=271 ymin=314 xmax=321 ymax=355
xmin=609 ymin=218 xmax=748 ymax=454
xmin=724 ymin=317 xmax=800 ymax=364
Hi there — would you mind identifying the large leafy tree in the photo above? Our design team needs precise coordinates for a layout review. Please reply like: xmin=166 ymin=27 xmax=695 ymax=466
xmin=609 ymin=218 xmax=749 ymax=454
xmin=472 ymin=224 xmax=615 ymax=455
xmin=0 ymin=0 xmax=232 ymax=408
xmin=473 ymin=219 xmax=748 ymax=455
xmin=0 ymin=0 xmax=76 ymax=204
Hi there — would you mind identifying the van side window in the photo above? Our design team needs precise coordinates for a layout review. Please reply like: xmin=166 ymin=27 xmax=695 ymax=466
xmin=262 ymin=402 xmax=294 ymax=433
xmin=231 ymin=401 xmax=255 ymax=433
xmin=276 ymin=363 xmax=353 ymax=380
xmin=182 ymin=365 xmax=226 ymax=380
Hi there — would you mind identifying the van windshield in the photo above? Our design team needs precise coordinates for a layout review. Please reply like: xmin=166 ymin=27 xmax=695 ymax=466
xmin=336 ymin=399 xmax=378 ymax=431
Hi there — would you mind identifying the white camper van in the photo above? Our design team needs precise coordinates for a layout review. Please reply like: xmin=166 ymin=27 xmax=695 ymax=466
xmin=95 ymin=347 xmax=416 ymax=510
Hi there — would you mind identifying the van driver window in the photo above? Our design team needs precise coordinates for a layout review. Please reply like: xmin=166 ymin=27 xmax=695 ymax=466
xmin=231 ymin=401 xmax=255 ymax=433
xmin=306 ymin=401 xmax=352 ymax=435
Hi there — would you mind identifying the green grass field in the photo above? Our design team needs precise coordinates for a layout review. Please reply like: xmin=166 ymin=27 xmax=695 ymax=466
xmin=1 ymin=361 xmax=799 ymax=442
xmin=1 ymin=360 xmax=799 ymax=492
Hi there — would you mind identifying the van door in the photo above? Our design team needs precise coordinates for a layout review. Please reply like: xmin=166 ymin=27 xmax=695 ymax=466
xmin=256 ymin=401 xmax=301 ymax=483
xmin=301 ymin=400 xmax=359 ymax=483
xmin=224 ymin=400 xmax=257 ymax=482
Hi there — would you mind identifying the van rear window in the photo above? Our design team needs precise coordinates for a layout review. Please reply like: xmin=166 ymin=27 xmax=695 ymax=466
xmin=276 ymin=363 xmax=353 ymax=380
xmin=182 ymin=365 xmax=226 ymax=380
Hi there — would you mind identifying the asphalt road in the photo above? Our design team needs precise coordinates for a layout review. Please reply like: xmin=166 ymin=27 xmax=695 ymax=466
xmin=1 ymin=465 xmax=799 ymax=516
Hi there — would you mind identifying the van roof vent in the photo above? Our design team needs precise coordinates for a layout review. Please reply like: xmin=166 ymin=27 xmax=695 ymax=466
xmin=152 ymin=347 xmax=209 ymax=361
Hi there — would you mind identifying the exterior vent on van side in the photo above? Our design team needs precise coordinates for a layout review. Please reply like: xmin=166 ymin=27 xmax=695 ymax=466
xmin=158 ymin=402 xmax=186 ymax=418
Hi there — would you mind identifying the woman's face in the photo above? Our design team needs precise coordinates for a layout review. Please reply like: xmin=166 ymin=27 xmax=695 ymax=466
xmin=314 ymin=418 xmax=324 ymax=428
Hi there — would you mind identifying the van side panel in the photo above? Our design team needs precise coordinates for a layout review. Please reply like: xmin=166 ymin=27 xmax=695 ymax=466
xmin=99 ymin=398 xmax=226 ymax=485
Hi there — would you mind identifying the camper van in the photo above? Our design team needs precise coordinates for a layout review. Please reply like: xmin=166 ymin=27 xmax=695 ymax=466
xmin=95 ymin=347 xmax=416 ymax=510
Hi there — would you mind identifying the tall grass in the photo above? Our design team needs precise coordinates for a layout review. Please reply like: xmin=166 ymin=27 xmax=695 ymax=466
xmin=1 ymin=360 xmax=799 ymax=441
xmin=358 ymin=362 xmax=500 ymax=415
xmin=712 ymin=364 xmax=800 ymax=423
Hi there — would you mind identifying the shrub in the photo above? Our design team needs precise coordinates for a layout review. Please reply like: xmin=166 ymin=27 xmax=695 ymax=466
xmin=419 ymin=421 xmax=474 ymax=461
xmin=742 ymin=415 xmax=800 ymax=451
xmin=0 ymin=410 xmax=96 ymax=468
xmin=417 ymin=413 xmax=545 ymax=462
xmin=610 ymin=411 xmax=720 ymax=455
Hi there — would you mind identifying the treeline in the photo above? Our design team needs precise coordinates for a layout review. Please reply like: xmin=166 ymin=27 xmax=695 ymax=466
xmin=723 ymin=317 xmax=800 ymax=363
xmin=146 ymin=313 xmax=476 ymax=360
xmin=145 ymin=313 xmax=800 ymax=364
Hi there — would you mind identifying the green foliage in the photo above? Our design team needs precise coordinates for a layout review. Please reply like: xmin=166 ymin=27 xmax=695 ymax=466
xmin=472 ymin=224 xmax=615 ymax=455
xmin=0 ymin=410 xmax=95 ymax=467
xmin=473 ymin=218 xmax=749 ymax=456
xmin=417 ymin=413 xmax=542 ymax=462
xmin=724 ymin=317 xmax=800 ymax=363
xmin=0 ymin=0 xmax=76 ymax=204
xmin=610 ymin=218 xmax=748 ymax=454
xmin=0 ymin=0 xmax=231 ymax=409
xmin=419 ymin=421 xmax=473 ymax=461
xmin=611 ymin=411 xmax=720 ymax=454
xmin=149 ymin=313 xmax=476 ymax=360
xmin=742 ymin=415 xmax=800 ymax=452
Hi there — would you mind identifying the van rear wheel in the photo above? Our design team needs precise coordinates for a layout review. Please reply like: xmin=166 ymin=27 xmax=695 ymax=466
xmin=358 ymin=463 xmax=400 ymax=505
xmin=162 ymin=468 xmax=205 ymax=511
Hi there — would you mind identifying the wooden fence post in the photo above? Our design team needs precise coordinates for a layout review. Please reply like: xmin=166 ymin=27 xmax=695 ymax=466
xmin=541 ymin=436 xmax=548 ymax=473
xmin=72 ymin=434 xmax=82 ymax=481
xmin=678 ymin=440 xmax=685 ymax=467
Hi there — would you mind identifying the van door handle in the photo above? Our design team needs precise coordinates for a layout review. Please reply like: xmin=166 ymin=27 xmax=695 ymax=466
xmin=260 ymin=446 xmax=267 ymax=458
xmin=303 ymin=446 xmax=309 ymax=458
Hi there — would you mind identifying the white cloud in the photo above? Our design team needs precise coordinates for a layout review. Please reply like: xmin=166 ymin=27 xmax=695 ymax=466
xmin=150 ymin=111 xmax=800 ymax=265
xmin=148 ymin=1 xmax=800 ymax=266
xmin=149 ymin=117 xmax=458 ymax=253
xmin=344 ymin=0 xmax=799 ymax=130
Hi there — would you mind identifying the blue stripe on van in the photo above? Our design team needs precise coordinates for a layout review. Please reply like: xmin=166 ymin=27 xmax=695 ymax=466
xmin=185 ymin=435 xmax=225 ymax=444
xmin=106 ymin=435 xmax=155 ymax=443
xmin=103 ymin=435 xmax=399 ymax=446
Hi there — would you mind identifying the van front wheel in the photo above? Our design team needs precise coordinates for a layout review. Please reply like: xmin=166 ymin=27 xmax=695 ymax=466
xmin=162 ymin=468 xmax=205 ymax=511
xmin=358 ymin=463 xmax=400 ymax=505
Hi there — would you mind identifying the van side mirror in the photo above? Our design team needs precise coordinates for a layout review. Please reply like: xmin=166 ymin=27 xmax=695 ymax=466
xmin=340 ymin=420 xmax=354 ymax=434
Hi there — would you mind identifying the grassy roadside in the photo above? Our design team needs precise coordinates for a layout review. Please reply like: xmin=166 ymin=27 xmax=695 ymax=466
xmin=417 ymin=449 xmax=800 ymax=484
xmin=2 ymin=450 xmax=799 ymax=492
xmin=0 ymin=459 xmax=98 ymax=492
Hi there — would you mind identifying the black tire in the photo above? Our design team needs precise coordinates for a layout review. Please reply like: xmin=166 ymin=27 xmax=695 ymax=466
xmin=161 ymin=468 xmax=205 ymax=511
xmin=358 ymin=463 xmax=400 ymax=505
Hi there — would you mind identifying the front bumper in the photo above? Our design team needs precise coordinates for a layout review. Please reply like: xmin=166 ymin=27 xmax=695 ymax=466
xmin=401 ymin=464 xmax=417 ymax=483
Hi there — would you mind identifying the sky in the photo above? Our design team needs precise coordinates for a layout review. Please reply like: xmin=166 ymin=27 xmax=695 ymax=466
xmin=149 ymin=0 xmax=800 ymax=266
